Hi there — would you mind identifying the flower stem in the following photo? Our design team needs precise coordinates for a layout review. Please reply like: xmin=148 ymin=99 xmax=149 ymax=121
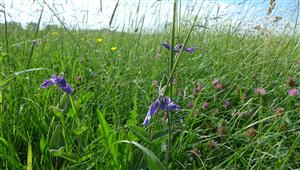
xmin=163 ymin=5 xmax=200 ymax=95
xmin=258 ymin=95 xmax=263 ymax=169
xmin=163 ymin=2 xmax=203 ymax=161
xmin=58 ymin=89 xmax=61 ymax=108
xmin=165 ymin=0 xmax=177 ymax=168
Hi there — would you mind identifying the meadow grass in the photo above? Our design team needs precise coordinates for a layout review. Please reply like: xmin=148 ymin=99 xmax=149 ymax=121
xmin=1 ymin=1 xmax=300 ymax=169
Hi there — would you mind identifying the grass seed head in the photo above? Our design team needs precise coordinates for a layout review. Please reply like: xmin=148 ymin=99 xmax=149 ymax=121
xmin=245 ymin=127 xmax=257 ymax=138
xmin=208 ymin=140 xmax=218 ymax=150
xmin=212 ymin=79 xmax=223 ymax=90
xmin=202 ymin=101 xmax=209 ymax=110
xmin=217 ymin=126 xmax=226 ymax=136
xmin=192 ymin=82 xmax=202 ymax=97
xmin=223 ymin=99 xmax=231 ymax=109
xmin=287 ymin=77 xmax=296 ymax=87
xmin=266 ymin=0 xmax=276 ymax=15
xmin=275 ymin=107 xmax=284 ymax=117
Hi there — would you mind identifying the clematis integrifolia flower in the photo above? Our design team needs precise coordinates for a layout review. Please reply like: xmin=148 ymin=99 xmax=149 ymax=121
xmin=143 ymin=95 xmax=180 ymax=126
xmin=40 ymin=75 xmax=73 ymax=94
xmin=163 ymin=42 xmax=196 ymax=53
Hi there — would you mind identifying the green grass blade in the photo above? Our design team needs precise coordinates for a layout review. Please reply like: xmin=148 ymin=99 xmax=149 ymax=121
xmin=116 ymin=140 xmax=164 ymax=170
xmin=129 ymin=89 xmax=138 ymax=125
xmin=27 ymin=138 xmax=32 ymax=170
xmin=0 ymin=68 xmax=48 ymax=88
xmin=97 ymin=109 xmax=120 ymax=168
xmin=127 ymin=125 xmax=151 ymax=144
xmin=109 ymin=0 xmax=119 ymax=26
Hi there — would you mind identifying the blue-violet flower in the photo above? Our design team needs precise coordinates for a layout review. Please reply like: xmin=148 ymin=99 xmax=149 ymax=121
xmin=143 ymin=96 xmax=180 ymax=126
xmin=40 ymin=75 xmax=73 ymax=94
xmin=163 ymin=42 xmax=196 ymax=53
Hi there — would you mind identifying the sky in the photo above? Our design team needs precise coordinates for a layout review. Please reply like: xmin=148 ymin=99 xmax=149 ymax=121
xmin=0 ymin=0 xmax=299 ymax=33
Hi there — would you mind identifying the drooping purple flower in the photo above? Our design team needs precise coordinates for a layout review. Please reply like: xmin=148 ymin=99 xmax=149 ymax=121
xmin=184 ymin=47 xmax=196 ymax=53
xmin=143 ymin=99 xmax=160 ymax=126
xmin=174 ymin=44 xmax=183 ymax=53
xmin=163 ymin=42 xmax=171 ymax=50
xmin=40 ymin=79 xmax=54 ymax=88
xmin=163 ymin=42 xmax=196 ymax=53
xmin=143 ymin=95 xmax=180 ymax=126
xmin=40 ymin=75 xmax=73 ymax=94
xmin=143 ymin=116 xmax=151 ymax=126
xmin=288 ymin=88 xmax=299 ymax=96
xmin=160 ymin=96 xmax=180 ymax=111
xmin=148 ymin=99 xmax=161 ymax=117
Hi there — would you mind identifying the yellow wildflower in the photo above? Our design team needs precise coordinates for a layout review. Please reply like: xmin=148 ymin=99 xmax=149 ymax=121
xmin=111 ymin=47 xmax=117 ymax=52
xmin=96 ymin=38 xmax=104 ymax=43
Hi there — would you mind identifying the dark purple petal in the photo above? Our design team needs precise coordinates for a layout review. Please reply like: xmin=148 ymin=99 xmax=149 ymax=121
xmin=163 ymin=42 xmax=171 ymax=50
xmin=61 ymin=84 xmax=73 ymax=94
xmin=57 ymin=77 xmax=67 ymax=88
xmin=174 ymin=44 xmax=183 ymax=52
xmin=184 ymin=47 xmax=196 ymax=53
xmin=160 ymin=96 xmax=180 ymax=111
xmin=167 ymin=102 xmax=180 ymax=111
xmin=175 ymin=44 xmax=183 ymax=49
xmin=148 ymin=99 xmax=161 ymax=117
xmin=143 ymin=99 xmax=160 ymax=126
xmin=50 ymin=75 xmax=59 ymax=83
xmin=40 ymin=80 xmax=53 ymax=88
xmin=143 ymin=115 xmax=151 ymax=126
xmin=160 ymin=96 xmax=171 ymax=110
